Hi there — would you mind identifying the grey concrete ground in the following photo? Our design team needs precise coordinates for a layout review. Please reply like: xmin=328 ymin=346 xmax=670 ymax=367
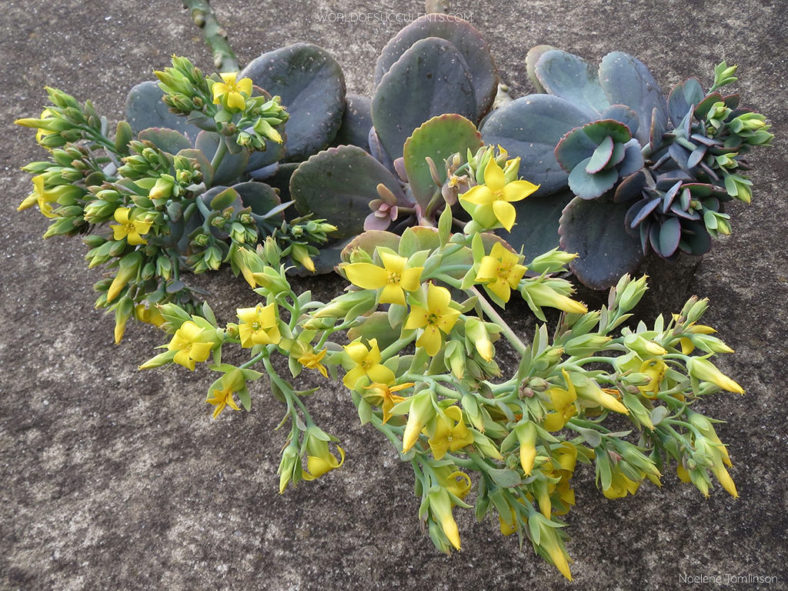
xmin=1 ymin=1 xmax=786 ymax=589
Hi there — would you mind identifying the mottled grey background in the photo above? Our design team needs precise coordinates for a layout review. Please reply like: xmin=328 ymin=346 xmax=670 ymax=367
xmin=1 ymin=1 xmax=786 ymax=589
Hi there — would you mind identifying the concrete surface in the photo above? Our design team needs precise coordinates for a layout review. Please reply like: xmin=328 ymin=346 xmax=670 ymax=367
xmin=1 ymin=1 xmax=786 ymax=589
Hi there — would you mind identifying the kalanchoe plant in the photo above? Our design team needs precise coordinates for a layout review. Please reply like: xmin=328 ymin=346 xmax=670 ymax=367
xmin=141 ymin=153 xmax=746 ymax=580
xmin=482 ymin=49 xmax=773 ymax=288
xmin=16 ymin=56 xmax=339 ymax=341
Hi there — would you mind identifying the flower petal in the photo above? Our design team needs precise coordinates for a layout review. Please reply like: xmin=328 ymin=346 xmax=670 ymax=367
xmin=344 ymin=263 xmax=388 ymax=290
xmin=492 ymin=200 xmax=517 ymax=231
xmin=400 ymin=267 xmax=423 ymax=293
xmin=418 ymin=325 xmax=443 ymax=356
xmin=503 ymin=180 xmax=539 ymax=202
xmin=484 ymin=158 xmax=505 ymax=190
xmin=459 ymin=184 xmax=493 ymax=206
xmin=380 ymin=283 xmax=406 ymax=306
xmin=367 ymin=364 xmax=395 ymax=386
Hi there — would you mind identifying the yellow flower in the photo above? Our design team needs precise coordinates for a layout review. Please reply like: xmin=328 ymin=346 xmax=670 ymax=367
xmin=342 ymin=338 xmax=395 ymax=389
xmin=515 ymin=422 xmax=538 ymax=475
xmin=206 ymin=384 xmax=241 ymax=419
xmin=212 ymin=72 xmax=253 ymax=111
xmin=297 ymin=348 xmax=329 ymax=378
xmin=134 ymin=304 xmax=166 ymax=327
xmin=428 ymin=488 xmax=462 ymax=550
xmin=543 ymin=370 xmax=578 ymax=431
xmin=111 ymin=207 xmax=152 ymax=245
xmin=343 ymin=249 xmax=423 ymax=306
xmin=237 ymin=303 xmax=281 ymax=348
xmin=365 ymin=381 xmax=414 ymax=423
xmin=475 ymin=242 xmax=527 ymax=303
xmin=602 ymin=471 xmax=641 ymax=499
xmin=687 ymin=357 xmax=744 ymax=394
xmin=18 ymin=175 xmax=58 ymax=218
xmin=404 ymin=283 xmax=461 ymax=356
xmin=167 ymin=320 xmax=215 ymax=370
xmin=459 ymin=158 xmax=539 ymax=231
xmin=638 ymin=358 xmax=667 ymax=398
xmin=301 ymin=436 xmax=345 ymax=481
xmin=428 ymin=406 xmax=474 ymax=460
xmin=35 ymin=108 xmax=56 ymax=145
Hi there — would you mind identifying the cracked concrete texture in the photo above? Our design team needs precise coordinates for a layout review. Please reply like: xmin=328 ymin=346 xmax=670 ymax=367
xmin=1 ymin=0 xmax=786 ymax=589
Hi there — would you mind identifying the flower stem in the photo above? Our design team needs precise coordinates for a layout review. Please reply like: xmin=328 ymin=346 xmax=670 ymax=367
xmin=182 ymin=0 xmax=240 ymax=72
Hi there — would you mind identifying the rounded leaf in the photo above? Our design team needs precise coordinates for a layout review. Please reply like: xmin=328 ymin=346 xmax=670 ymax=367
xmin=125 ymin=81 xmax=201 ymax=140
xmin=403 ymin=114 xmax=482 ymax=209
xmin=137 ymin=128 xmax=192 ymax=155
xmin=195 ymin=131 xmax=249 ymax=185
xmin=332 ymin=94 xmax=372 ymax=151
xmin=559 ymin=196 xmax=644 ymax=289
xmin=503 ymin=190 xmax=574 ymax=257
xmin=372 ymin=37 xmax=476 ymax=161
xmin=240 ymin=43 xmax=346 ymax=161
xmin=374 ymin=15 xmax=497 ymax=119
xmin=533 ymin=49 xmax=609 ymax=116
xmin=289 ymin=145 xmax=405 ymax=239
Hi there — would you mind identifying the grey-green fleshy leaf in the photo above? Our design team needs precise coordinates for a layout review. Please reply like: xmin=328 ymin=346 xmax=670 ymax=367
xmin=332 ymin=94 xmax=372 ymax=151
xmin=232 ymin=181 xmax=283 ymax=221
xmin=559 ymin=196 xmax=644 ymax=289
xmin=533 ymin=49 xmax=609 ymax=116
xmin=668 ymin=78 xmax=705 ymax=127
xmin=480 ymin=95 xmax=592 ymax=195
xmin=125 ymin=81 xmax=200 ymax=140
xmin=503 ymin=190 xmax=574 ymax=257
xmin=568 ymin=157 xmax=619 ymax=200
xmin=372 ymin=37 xmax=476 ymax=161
xmin=137 ymin=128 xmax=191 ymax=155
xmin=598 ymin=52 xmax=667 ymax=147
xmin=240 ymin=43 xmax=346 ymax=161
xmin=195 ymin=131 xmax=249 ymax=186
xmin=374 ymin=14 xmax=497 ymax=119
xmin=289 ymin=145 xmax=404 ymax=239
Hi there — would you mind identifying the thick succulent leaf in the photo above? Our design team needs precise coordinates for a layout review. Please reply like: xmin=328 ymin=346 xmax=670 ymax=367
xmin=232 ymin=181 xmax=283 ymax=220
xmin=679 ymin=220 xmax=712 ymax=255
xmin=586 ymin=136 xmax=615 ymax=173
xmin=332 ymin=94 xmax=372 ymax=151
xmin=625 ymin=197 xmax=661 ymax=230
xmin=534 ymin=49 xmax=609 ymax=116
xmin=245 ymin=142 xmax=286 ymax=175
xmin=240 ymin=43 xmax=346 ymax=161
xmin=598 ymin=52 xmax=668 ymax=146
xmin=137 ymin=128 xmax=192 ymax=155
xmin=195 ymin=131 xmax=249 ymax=185
xmin=368 ymin=128 xmax=396 ymax=173
xmin=347 ymin=312 xmax=401 ymax=350
xmin=668 ymin=78 xmax=704 ymax=127
xmin=601 ymin=104 xmax=639 ymax=136
xmin=503 ymin=190 xmax=574 ymax=256
xmin=559 ymin=196 xmax=644 ymax=289
xmin=654 ymin=216 xmax=681 ymax=258
xmin=403 ymin=114 xmax=482 ymax=209
xmin=650 ymin=106 xmax=669 ymax=151
xmin=614 ymin=170 xmax=647 ymax=203
xmin=176 ymin=148 xmax=214 ymax=187
xmin=568 ymin=157 xmax=619 ymax=200
xmin=289 ymin=238 xmax=352 ymax=276
xmin=398 ymin=226 xmax=441 ymax=257
xmin=125 ymin=81 xmax=200 ymax=140
xmin=264 ymin=162 xmax=299 ymax=204
xmin=554 ymin=126 xmax=598 ymax=172
xmin=340 ymin=231 xmax=401 ymax=263
xmin=481 ymin=95 xmax=592 ymax=195
xmin=374 ymin=15 xmax=497 ymax=119
xmin=372 ymin=37 xmax=476 ymax=161
xmin=619 ymin=140 xmax=645 ymax=176
xmin=525 ymin=45 xmax=556 ymax=93
xmin=289 ymin=145 xmax=405 ymax=239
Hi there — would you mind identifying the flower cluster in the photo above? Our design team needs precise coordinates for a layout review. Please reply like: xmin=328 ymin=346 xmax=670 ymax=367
xmin=141 ymin=154 xmax=744 ymax=580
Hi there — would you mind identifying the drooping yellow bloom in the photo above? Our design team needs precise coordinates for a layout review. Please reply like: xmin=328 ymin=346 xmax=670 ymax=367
xmin=428 ymin=488 xmax=462 ymax=550
xmin=297 ymin=348 xmax=329 ymax=378
xmin=206 ymin=384 xmax=241 ymax=419
xmin=602 ymin=471 xmax=641 ymax=499
xmin=212 ymin=72 xmax=253 ymax=111
xmin=167 ymin=320 xmax=215 ymax=370
xmin=342 ymin=338 xmax=395 ymax=389
xmin=543 ymin=370 xmax=578 ymax=431
xmin=134 ymin=304 xmax=166 ymax=327
xmin=679 ymin=322 xmax=719 ymax=354
xmin=573 ymin=374 xmax=629 ymax=415
xmin=111 ymin=207 xmax=153 ymax=246
xmin=404 ymin=283 xmax=461 ymax=356
xmin=428 ymin=406 xmax=474 ymax=460
xmin=18 ymin=175 xmax=58 ymax=218
xmin=515 ymin=422 xmax=538 ymax=475
xmin=343 ymin=249 xmax=423 ymax=306
xmin=638 ymin=358 xmax=667 ymax=398
xmin=365 ymin=381 xmax=414 ymax=423
xmin=475 ymin=242 xmax=527 ymax=302
xmin=237 ymin=303 xmax=281 ymax=348
xmin=301 ymin=434 xmax=345 ymax=481
xmin=459 ymin=158 xmax=539 ymax=231
xmin=687 ymin=357 xmax=744 ymax=394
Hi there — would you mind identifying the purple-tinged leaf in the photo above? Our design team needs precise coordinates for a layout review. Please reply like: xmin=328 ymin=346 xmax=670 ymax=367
xmin=627 ymin=197 xmax=661 ymax=229
xmin=619 ymin=140 xmax=645 ymax=176
xmin=615 ymin=170 xmax=647 ymax=203
xmin=586 ymin=135 xmax=615 ymax=173
xmin=568 ymin=157 xmax=618 ymax=200
xmin=667 ymin=78 xmax=704 ymax=127
xmin=660 ymin=181 xmax=682 ymax=213
xmin=687 ymin=146 xmax=707 ymax=169
xmin=656 ymin=217 xmax=681 ymax=258
xmin=534 ymin=49 xmax=609 ymax=116
xmin=601 ymin=104 xmax=639 ymax=136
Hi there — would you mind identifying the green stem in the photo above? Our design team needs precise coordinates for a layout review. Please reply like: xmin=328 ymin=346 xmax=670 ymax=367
xmin=380 ymin=333 xmax=417 ymax=360
xmin=211 ymin=139 xmax=228 ymax=171
xmin=182 ymin=0 xmax=240 ymax=72
xmin=468 ymin=286 xmax=527 ymax=356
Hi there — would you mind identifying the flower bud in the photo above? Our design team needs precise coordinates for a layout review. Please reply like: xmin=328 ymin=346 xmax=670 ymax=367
xmin=687 ymin=357 xmax=744 ymax=394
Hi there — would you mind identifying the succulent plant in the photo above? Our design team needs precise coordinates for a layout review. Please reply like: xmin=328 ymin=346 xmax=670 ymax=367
xmin=481 ymin=49 xmax=772 ymax=289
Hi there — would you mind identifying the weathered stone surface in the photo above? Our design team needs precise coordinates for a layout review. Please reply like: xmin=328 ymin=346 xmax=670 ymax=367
xmin=1 ymin=1 xmax=785 ymax=589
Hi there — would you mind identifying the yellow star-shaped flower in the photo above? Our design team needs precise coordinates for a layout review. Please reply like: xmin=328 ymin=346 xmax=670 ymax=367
xmin=459 ymin=158 xmax=539 ymax=231
xmin=427 ymin=406 xmax=474 ymax=460
xmin=404 ymin=283 xmax=461 ymax=356
xmin=297 ymin=348 xmax=329 ymax=378
xmin=212 ymin=72 xmax=253 ymax=111
xmin=365 ymin=381 xmax=414 ymax=423
xmin=206 ymin=384 xmax=241 ymax=419
xmin=342 ymin=338 xmax=395 ymax=389
xmin=111 ymin=207 xmax=153 ymax=245
xmin=237 ymin=303 xmax=281 ymax=348
xmin=343 ymin=249 xmax=423 ymax=306
xmin=18 ymin=175 xmax=58 ymax=218
xmin=475 ymin=242 xmax=527 ymax=303
xmin=167 ymin=320 xmax=214 ymax=371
